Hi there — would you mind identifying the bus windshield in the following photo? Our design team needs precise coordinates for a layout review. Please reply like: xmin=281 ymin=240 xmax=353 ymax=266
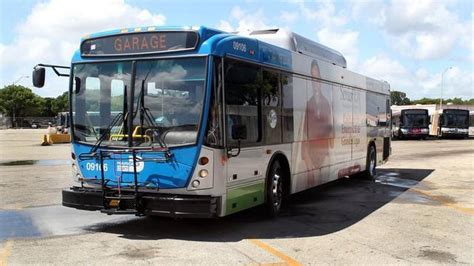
xmin=402 ymin=114 xmax=428 ymax=127
xmin=443 ymin=113 xmax=469 ymax=128
xmin=71 ymin=57 xmax=207 ymax=147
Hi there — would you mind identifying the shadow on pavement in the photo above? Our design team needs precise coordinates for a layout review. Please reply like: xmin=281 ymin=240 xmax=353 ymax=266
xmin=84 ymin=168 xmax=434 ymax=242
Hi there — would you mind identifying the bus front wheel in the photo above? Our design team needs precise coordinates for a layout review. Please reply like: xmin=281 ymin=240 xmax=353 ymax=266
xmin=265 ymin=161 xmax=284 ymax=218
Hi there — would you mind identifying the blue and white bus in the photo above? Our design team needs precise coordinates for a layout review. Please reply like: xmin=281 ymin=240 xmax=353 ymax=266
xmin=33 ymin=26 xmax=391 ymax=218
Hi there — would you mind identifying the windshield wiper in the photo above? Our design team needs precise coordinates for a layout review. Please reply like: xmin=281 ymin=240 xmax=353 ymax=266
xmin=131 ymin=79 xmax=172 ymax=159
xmin=89 ymin=112 xmax=125 ymax=154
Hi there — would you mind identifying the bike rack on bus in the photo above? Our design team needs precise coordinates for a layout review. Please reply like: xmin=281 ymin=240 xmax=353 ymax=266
xmin=79 ymin=148 xmax=170 ymax=215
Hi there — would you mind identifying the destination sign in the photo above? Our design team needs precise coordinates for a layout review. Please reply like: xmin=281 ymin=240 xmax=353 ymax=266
xmin=81 ymin=31 xmax=199 ymax=56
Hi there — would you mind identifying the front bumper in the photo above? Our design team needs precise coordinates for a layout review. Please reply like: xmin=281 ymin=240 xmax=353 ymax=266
xmin=440 ymin=131 xmax=468 ymax=138
xmin=62 ymin=187 xmax=219 ymax=218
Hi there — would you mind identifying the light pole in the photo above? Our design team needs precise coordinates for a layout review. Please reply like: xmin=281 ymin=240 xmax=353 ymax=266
xmin=440 ymin=66 xmax=452 ymax=108
xmin=10 ymin=75 xmax=30 ymax=128
xmin=12 ymin=75 xmax=30 ymax=85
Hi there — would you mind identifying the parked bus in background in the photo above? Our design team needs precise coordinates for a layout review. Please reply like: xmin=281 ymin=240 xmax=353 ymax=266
xmin=32 ymin=26 xmax=390 ymax=218
xmin=430 ymin=109 xmax=469 ymax=138
xmin=469 ymin=111 xmax=474 ymax=137
xmin=391 ymin=109 xmax=429 ymax=139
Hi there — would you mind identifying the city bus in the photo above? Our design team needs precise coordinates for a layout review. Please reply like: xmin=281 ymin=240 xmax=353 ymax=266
xmin=430 ymin=109 xmax=469 ymax=138
xmin=32 ymin=26 xmax=391 ymax=218
xmin=391 ymin=109 xmax=429 ymax=139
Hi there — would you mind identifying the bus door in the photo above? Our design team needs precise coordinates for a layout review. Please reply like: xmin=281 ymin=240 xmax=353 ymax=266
xmin=223 ymin=59 xmax=265 ymax=213
xmin=332 ymin=85 xmax=353 ymax=169
xmin=352 ymin=89 xmax=367 ymax=162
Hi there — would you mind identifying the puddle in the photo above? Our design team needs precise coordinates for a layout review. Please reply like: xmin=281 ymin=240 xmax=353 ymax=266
xmin=0 ymin=206 xmax=135 ymax=241
xmin=375 ymin=175 xmax=419 ymax=189
xmin=419 ymin=249 xmax=457 ymax=263
xmin=395 ymin=192 xmax=434 ymax=205
xmin=0 ymin=210 xmax=42 ymax=240
xmin=0 ymin=159 xmax=70 ymax=166
xmin=375 ymin=170 xmax=432 ymax=190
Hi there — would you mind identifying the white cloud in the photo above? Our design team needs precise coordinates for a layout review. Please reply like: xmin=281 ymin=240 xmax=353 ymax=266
xmin=379 ymin=0 xmax=440 ymax=35
xmin=439 ymin=66 xmax=473 ymax=99
xmin=282 ymin=1 xmax=360 ymax=68
xmin=230 ymin=6 xmax=245 ymax=20
xmin=350 ymin=0 xmax=385 ymax=23
xmin=216 ymin=20 xmax=234 ymax=32
xmin=298 ymin=0 xmax=347 ymax=28
xmin=375 ymin=0 xmax=470 ymax=60
xmin=414 ymin=33 xmax=456 ymax=60
xmin=216 ymin=6 xmax=274 ymax=33
xmin=317 ymin=28 xmax=359 ymax=68
xmin=0 ymin=0 xmax=166 ymax=97
xmin=360 ymin=55 xmax=473 ymax=99
xmin=280 ymin=11 xmax=299 ymax=24
xmin=361 ymin=54 xmax=411 ymax=87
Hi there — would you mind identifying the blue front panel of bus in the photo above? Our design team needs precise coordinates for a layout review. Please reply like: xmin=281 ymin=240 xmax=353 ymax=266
xmin=72 ymin=143 xmax=198 ymax=189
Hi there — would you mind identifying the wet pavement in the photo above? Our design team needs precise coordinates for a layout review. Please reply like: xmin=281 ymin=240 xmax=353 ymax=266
xmin=0 ymin=130 xmax=473 ymax=265
xmin=0 ymin=206 xmax=136 ymax=241
xmin=0 ymin=168 xmax=433 ymax=242
xmin=0 ymin=159 xmax=70 ymax=167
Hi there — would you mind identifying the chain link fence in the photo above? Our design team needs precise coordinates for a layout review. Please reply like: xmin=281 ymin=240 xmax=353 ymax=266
xmin=0 ymin=117 xmax=56 ymax=129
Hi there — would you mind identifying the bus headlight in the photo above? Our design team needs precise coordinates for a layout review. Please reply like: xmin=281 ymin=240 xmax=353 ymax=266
xmin=72 ymin=160 xmax=82 ymax=183
xmin=191 ymin=180 xmax=200 ymax=188
xmin=187 ymin=147 xmax=214 ymax=191
xmin=199 ymin=169 xmax=209 ymax=178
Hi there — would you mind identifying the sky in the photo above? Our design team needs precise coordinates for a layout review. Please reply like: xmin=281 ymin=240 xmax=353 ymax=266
xmin=0 ymin=0 xmax=472 ymax=100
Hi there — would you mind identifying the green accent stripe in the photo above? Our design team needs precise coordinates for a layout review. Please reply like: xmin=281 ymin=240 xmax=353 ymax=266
xmin=226 ymin=181 xmax=265 ymax=215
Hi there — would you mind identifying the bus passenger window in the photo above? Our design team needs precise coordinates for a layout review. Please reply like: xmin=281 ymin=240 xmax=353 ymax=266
xmin=281 ymin=74 xmax=293 ymax=142
xmin=224 ymin=60 xmax=261 ymax=144
xmin=262 ymin=70 xmax=281 ymax=144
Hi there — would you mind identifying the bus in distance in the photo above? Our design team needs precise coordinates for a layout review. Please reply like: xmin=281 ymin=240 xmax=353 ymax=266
xmin=391 ymin=109 xmax=429 ymax=139
xmin=430 ymin=109 xmax=469 ymax=138
xmin=468 ymin=111 xmax=474 ymax=138
xmin=32 ymin=26 xmax=391 ymax=218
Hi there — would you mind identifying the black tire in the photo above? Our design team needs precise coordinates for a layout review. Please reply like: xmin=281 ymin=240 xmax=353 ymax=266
xmin=360 ymin=145 xmax=376 ymax=180
xmin=398 ymin=131 xmax=404 ymax=140
xmin=264 ymin=161 xmax=284 ymax=218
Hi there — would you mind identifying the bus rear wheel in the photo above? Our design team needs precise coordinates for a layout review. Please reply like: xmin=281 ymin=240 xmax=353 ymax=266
xmin=265 ymin=161 xmax=284 ymax=218
xmin=360 ymin=145 xmax=376 ymax=180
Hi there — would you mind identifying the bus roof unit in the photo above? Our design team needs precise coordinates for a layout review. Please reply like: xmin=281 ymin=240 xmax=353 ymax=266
xmin=244 ymin=28 xmax=347 ymax=68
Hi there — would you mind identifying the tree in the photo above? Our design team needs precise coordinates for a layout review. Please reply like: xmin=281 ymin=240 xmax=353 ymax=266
xmin=39 ymin=97 xmax=56 ymax=117
xmin=0 ymin=85 xmax=43 ymax=127
xmin=411 ymin=97 xmax=439 ymax=105
xmin=410 ymin=97 xmax=474 ymax=105
xmin=445 ymin=97 xmax=465 ymax=105
xmin=390 ymin=91 xmax=411 ymax=105
xmin=51 ymin=91 xmax=68 ymax=114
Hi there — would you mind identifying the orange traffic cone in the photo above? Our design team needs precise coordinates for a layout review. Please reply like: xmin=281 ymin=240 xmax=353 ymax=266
xmin=41 ymin=134 xmax=52 ymax=146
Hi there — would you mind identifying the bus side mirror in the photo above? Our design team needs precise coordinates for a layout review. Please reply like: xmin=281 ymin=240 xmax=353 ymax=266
xmin=32 ymin=67 xmax=45 ymax=88
xmin=227 ymin=124 xmax=247 ymax=158
xmin=232 ymin=124 xmax=247 ymax=140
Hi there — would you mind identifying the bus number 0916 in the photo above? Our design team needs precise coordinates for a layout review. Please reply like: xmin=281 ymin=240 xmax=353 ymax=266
xmin=85 ymin=162 xmax=108 ymax=172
